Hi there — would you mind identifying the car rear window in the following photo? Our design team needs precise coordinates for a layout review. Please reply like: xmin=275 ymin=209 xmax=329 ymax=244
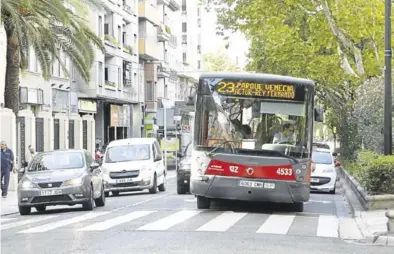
xmin=312 ymin=151 xmax=332 ymax=165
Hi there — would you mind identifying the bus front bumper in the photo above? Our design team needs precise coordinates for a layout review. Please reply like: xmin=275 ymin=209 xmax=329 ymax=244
xmin=190 ymin=175 xmax=310 ymax=203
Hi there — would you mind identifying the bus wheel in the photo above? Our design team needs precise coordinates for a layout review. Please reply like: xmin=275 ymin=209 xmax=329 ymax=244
xmin=293 ymin=202 xmax=304 ymax=212
xmin=197 ymin=196 xmax=210 ymax=209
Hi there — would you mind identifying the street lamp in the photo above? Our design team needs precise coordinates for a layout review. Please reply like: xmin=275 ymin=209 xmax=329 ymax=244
xmin=384 ymin=0 xmax=392 ymax=155
xmin=161 ymin=98 xmax=174 ymax=171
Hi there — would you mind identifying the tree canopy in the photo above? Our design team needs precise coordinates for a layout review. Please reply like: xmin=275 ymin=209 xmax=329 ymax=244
xmin=202 ymin=50 xmax=242 ymax=72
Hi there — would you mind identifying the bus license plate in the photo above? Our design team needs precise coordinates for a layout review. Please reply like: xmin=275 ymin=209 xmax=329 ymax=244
xmin=239 ymin=180 xmax=275 ymax=189
xmin=116 ymin=178 xmax=133 ymax=184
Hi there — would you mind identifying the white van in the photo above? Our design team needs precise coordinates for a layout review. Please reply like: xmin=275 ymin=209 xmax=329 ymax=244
xmin=101 ymin=138 xmax=166 ymax=196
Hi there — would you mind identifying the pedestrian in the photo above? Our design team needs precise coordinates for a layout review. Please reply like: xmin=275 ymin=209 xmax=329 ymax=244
xmin=27 ymin=145 xmax=36 ymax=164
xmin=1 ymin=141 xmax=15 ymax=198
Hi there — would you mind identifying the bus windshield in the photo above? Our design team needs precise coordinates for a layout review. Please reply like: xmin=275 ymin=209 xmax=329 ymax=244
xmin=194 ymin=77 xmax=313 ymax=159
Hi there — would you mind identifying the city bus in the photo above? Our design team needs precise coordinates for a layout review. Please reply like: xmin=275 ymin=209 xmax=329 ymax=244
xmin=190 ymin=72 xmax=323 ymax=212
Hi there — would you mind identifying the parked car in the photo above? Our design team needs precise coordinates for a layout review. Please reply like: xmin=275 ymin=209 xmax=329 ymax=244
xmin=101 ymin=138 xmax=166 ymax=196
xmin=312 ymin=142 xmax=330 ymax=150
xmin=310 ymin=148 xmax=340 ymax=194
xmin=17 ymin=149 xmax=105 ymax=215
xmin=176 ymin=142 xmax=192 ymax=194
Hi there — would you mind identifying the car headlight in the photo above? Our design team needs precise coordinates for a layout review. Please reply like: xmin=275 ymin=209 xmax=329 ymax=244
xmin=322 ymin=168 xmax=334 ymax=173
xmin=63 ymin=176 xmax=84 ymax=186
xmin=21 ymin=180 xmax=34 ymax=189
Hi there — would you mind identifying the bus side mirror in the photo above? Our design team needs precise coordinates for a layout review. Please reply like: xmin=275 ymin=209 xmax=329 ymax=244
xmin=314 ymin=108 xmax=324 ymax=122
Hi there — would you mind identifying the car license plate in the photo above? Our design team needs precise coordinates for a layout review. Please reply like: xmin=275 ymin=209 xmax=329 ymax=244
xmin=116 ymin=178 xmax=133 ymax=184
xmin=40 ymin=190 xmax=62 ymax=196
xmin=238 ymin=180 xmax=275 ymax=189
xmin=311 ymin=178 xmax=319 ymax=183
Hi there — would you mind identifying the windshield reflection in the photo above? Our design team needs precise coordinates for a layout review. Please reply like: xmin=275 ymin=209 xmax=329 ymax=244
xmin=105 ymin=144 xmax=151 ymax=163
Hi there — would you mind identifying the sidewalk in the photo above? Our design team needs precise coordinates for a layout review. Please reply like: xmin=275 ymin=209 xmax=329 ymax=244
xmin=0 ymin=191 xmax=18 ymax=216
xmin=354 ymin=210 xmax=394 ymax=246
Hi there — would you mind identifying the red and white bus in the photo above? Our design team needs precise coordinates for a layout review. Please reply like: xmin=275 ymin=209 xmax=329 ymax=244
xmin=190 ymin=72 xmax=323 ymax=212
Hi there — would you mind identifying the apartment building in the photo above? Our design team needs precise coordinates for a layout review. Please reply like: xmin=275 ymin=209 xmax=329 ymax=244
xmin=74 ymin=0 xmax=143 ymax=146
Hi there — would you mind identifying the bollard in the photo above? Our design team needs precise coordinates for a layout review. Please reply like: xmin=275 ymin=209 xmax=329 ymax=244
xmin=386 ymin=210 xmax=394 ymax=234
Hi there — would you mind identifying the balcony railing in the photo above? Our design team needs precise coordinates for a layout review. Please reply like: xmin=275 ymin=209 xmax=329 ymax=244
xmin=105 ymin=81 xmax=116 ymax=88
xmin=123 ymin=0 xmax=133 ymax=15
xmin=182 ymin=34 xmax=187 ymax=44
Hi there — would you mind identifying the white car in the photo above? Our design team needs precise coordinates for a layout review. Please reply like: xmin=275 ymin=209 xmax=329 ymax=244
xmin=101 ymin=138 xmax=167 ymax=196
xmin=310 ymin=148 xmax=339 ymax=194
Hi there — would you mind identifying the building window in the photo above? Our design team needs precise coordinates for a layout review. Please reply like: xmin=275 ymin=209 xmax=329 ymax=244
xmin=182 ymin=0 xmax=186 ymax=12
xmin=182 ymin=22 xmax=187 ymax=32
xmin=104 ymin=23 xmax=109 ymax=35
xmin=146 ymin=81 xmax=155 ymax=101
xmin=98 ymin=16 xmax=103 ymax=36
xmin=118 ymin=68 xmax=121 ymax=89
xmin=197 ymin=7 xmax=200 ymax=16
xmin=198 ymin=60 xmax=201 ymax=69
xmin=123 ymin=32 xmax=126 ymax=45
xmin=183 ymin=53 xmax=187 ymax=63
xmin=98 ymin=62 xmax=103 ymax=87
xmin=105 ymin=67 xmax=108 ymax=81
xmin=118 ymin=26 xmax=121 ymax=43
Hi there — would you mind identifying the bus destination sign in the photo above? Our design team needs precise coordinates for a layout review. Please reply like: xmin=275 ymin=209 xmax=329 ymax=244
xmin=213 ymin=80 xmax=305 ymax=101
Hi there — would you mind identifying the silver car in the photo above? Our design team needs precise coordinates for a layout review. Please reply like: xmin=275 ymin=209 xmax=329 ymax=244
xmin=17 ymin=149 xmax=106 ymax=215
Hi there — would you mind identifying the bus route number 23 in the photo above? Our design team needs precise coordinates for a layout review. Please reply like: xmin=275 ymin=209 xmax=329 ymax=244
xmin=276 ymin=168 xmax=293 ymax=176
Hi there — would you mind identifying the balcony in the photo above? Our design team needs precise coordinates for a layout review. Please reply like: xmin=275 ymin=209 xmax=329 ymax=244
xmin=139 ymin=38 xmax=160 ymax=60
xmin=157 ymin=24 xmax=170 ymax=42
xmin=157 ymin=61 xmax=170 ymax=78
xmin=168 ymin=0 xmax=181 ymax=11
xmin=138 ymin=1 xmax=159 ymax=26
xmin=122 ymin=0 xmax=133 ymax=15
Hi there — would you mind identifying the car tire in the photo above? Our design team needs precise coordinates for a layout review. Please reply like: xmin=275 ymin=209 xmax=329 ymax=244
xmin=19 ymin=205 xmax=31 ymax=215
xmin=95 ymin=184 xmax=106 ymax=207
xmin=196 ymin=196 xmax=210 ymax=209
xmin=293 ymin=202 xmax=304 ymax=212
xmin=158 ymin=181 xmax=166 ymax=192
xmin=177 ymin=183 xmax=187 ymax=194
xmin=112 ymin=191 xmax=120 ymax=196
xmin=105 ymin=192 xmax=110 ymax=197
xmin=83 ymin=185 xmax=94 ymax=211
xmin=35 ymin=205 xmax=46 ymax=212
xmin=149 ymin=174 xmax=158 ymax=194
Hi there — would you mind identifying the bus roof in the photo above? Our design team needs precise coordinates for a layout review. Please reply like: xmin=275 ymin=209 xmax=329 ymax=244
xmin=199 ymin=72 xmax=315 ymax=88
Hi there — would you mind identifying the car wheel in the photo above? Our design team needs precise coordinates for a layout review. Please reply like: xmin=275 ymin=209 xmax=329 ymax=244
xmin=196 ymin=196 xmax=210 ymax=209
xmin=105 ymin=192 xmax=109 ymax=197
xmin=149 ymin=173 xmax=158 ymax=194
xmin=293 ymin=202 xmax=304 ymax=212
xmin=177 ymin=183 xmax=187 ymax=194
xmin=158 ymin=176 xmax=166 ymax=192
xmin=35 ymin=205 xmax=46 ymax=212
xmin=112 ymin=191 xmax=120 ymax=196
xmin=19 ymin=205 xmax=31 ymax=216
xmin=95 ymin=184 xmax=106 ymax=207
xmin=83 ymin=185 xmax=94 ymax=211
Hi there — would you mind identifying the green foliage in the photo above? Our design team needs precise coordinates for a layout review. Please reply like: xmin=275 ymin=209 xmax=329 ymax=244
xmin=202 ymin=50 xmax=241 ymax=72
xmin=1 ymin=0 xmax=105 ymax=83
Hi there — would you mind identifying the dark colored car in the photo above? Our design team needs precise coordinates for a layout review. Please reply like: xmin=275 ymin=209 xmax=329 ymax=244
xmin=176 ymin=142 xmax=192 ymax=194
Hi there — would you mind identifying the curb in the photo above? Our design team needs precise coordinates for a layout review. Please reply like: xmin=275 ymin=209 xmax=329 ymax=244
xmin=1 ymin=211 xmax=18 ymax=216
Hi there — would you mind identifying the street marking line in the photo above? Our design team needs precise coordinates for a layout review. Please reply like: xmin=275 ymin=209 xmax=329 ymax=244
xmin=78 ymin=211 xmax=155 ymax=231
xmin=196 ymin=211 xmax=247 ymax=232
xmin=316 ymin=215 xmax=339 ymax=238
xmin=137 ymin=210 xmax=201 ymax=231
xmin=256 ymin=214 xmax=295 ymax=235
xmin=18 ymin=212 xmax=110 ymax=233
xmin=1 ymin=216 xmax=59 ymax=230
xmin=0 ymin=218 xmax=17 ymax=223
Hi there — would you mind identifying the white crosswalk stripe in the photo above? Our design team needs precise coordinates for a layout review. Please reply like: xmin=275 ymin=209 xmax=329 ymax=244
xmin=137 ymin=210 xmax=201 ymax=231
xmin=18 ymin=212 xmax=110 ymax=233
xmin=0 ymin=210 xmax=363 ymax=240
xmin=196 ymin=211 xmax=247 ymax=232
xmin=256 ymin=214 xmax=295 ymax=235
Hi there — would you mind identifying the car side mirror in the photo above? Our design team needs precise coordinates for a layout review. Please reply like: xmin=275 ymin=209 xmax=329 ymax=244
xmin=90 ymin=162 xmax=100 ymax=171
xmin=332 ymin=152 xmax=337 ymax=156
xmin=177 ymin=153 xmax=184 ymax=158
xmin=22 ymin=161 xmax=28 ymax=168
xmin=18 ymin=167 xmax=25 ymax=173
xmin=314 ymin=108 xmax=324 ymax=122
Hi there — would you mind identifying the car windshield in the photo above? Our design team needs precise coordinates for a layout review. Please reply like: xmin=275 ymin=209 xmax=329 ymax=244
xmin=105 ymin=144 xmax=150 ymax=163
xmin=194 ymin=78 xmax=313 ymax=159
xmin=28 ymin=152 xmax=85 ymax=172
xmin=312 ymin=151 xmax=332 ymax=165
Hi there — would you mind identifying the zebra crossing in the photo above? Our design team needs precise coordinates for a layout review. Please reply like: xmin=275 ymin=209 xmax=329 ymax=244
xmin=0 ymin=209 xmax=364 ymax=240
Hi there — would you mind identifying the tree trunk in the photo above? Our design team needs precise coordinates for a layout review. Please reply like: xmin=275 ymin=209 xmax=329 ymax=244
xmin=4 ymin=31 xmax=20 ymax=115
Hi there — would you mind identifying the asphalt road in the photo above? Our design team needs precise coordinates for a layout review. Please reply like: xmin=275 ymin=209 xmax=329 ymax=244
xmin=1 ymin=171 xmax=393 ymax=254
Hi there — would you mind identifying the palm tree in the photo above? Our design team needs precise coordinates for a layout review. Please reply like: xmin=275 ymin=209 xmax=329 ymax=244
xmin=1 ymin=0 xmax=105 ymax=114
